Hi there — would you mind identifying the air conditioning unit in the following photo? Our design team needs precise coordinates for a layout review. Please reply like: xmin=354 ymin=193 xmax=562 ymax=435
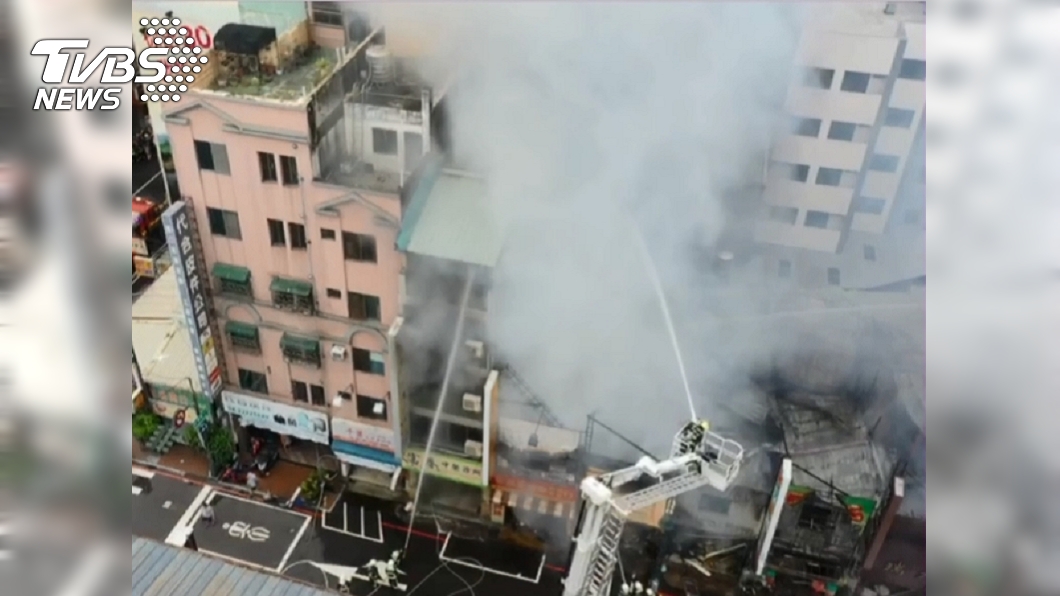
xmin=465 ymin=340 xmax=484 ymax=359
xmin=462 ymin=393 xmax=482 ymax=413
xmin=330 ymin=345 xmax=348 ymax=361
xmin=464 ymin=440 xmax=483 ymax=457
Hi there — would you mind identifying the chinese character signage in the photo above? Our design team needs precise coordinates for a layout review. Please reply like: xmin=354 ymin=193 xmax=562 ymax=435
xmin=402 ymin=448 xmax=484 ymax=487
xmin=332 ymin=418 xmax=396 ymax=453
xmin=161 ymin=201 xmax=222 ymax=397
xmin=222 ymin=391 xmax=330 ymax=445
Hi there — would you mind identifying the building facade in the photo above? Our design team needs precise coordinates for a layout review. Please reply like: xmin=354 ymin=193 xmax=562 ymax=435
xmin=754 ymin=2 xmax=925 ymax=258
xmin=163 ymin=15 xmax=434 ymax=477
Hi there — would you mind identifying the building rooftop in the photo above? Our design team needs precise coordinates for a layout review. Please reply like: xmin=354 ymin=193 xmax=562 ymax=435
xmin=205 ymin=44 xmax=339 ymax=103
xmin=398 ymin=166 xmax=503 ymax=267
xmin=132 ymin=267 xmax=201 ymax=392
xmin=132 ymin=537 xmax=332 ymax=596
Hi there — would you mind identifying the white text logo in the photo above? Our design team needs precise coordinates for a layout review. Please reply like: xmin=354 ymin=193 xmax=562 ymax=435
xmin=223 ymin=522 xmax=270 ymax=542
xmin=30 ymin=40 xmax=166 ymax=111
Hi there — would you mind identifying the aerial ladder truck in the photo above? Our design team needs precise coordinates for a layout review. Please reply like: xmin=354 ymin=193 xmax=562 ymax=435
xmin=562 ymin=420 xmax=745 ymax=596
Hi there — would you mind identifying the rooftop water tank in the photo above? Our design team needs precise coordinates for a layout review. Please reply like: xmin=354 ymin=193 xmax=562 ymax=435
xmin=366 ymin=45 xmax=393 ymax=85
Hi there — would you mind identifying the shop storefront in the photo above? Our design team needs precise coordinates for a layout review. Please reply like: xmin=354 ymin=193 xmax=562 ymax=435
xmin=403 ymin=448 xmax=488 ymax=517
xmin=221 ymin=390 xmax=332 ymax=467
xmin=332 ymin=418 xmax=402 ymax=491
xmin=149 ymin=385 xmax=214 ymax=433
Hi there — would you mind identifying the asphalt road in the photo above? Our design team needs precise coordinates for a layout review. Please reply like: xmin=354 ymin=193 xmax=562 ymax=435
xmin=132 ymin=158 xmax=174 ymax=205
xmin=130 ymin=470 xmax=569 ymax=596
xmin=131 ymin=468 xmax=206 ymax=542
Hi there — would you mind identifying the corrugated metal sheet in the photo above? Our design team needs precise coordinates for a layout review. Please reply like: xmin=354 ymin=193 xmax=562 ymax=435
xmin=131 ymin=267 xmax=201 ymax=391
xmin=405 ymin=171 xmax=503 ymax=267
xmin=132 ymin=537 xmax=331 ymax=596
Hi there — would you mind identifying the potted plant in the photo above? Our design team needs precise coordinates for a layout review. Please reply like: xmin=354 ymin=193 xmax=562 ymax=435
xmin=132 ymin=411 xmax=161 ymax=448
xmin=298 ymin=470 xmax=325 ymax=506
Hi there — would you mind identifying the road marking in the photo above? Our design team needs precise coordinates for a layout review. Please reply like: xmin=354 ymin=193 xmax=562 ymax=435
xmin=165 ymin=485 xmax=212 ymax=546
xmin=132 ymin=486 xmax=142 ymax=495
xmin=321 ymin=504 xmax=384 ymax=544
xmin=276 ymin=516 xmax=311 ymax=573
xmin=132 ymin=467 xmax=155 ymax=479
xmin=133 ymin=170 xmax=162 ymax=197
xmin=213 ymin=491 xmax=310 ymax=520
xmin=438 ymin=532 xmax=545 ymax=584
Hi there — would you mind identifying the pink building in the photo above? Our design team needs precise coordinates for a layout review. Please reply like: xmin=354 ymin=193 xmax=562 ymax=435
xmin=162 ymin=18 xmax=438 ymax=481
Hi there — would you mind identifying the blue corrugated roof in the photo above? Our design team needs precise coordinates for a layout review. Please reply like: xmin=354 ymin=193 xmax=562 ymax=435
xmin=132 ymin=537 xmax=332 ymax=596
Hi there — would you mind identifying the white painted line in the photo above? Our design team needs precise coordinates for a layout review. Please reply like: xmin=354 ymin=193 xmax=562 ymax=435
xmin=344 ymin=503 xmax=348 ymax=532
xmin=438 ymin=532 xmax=543 ymax=584
xmin=213 ymin=491 xmax=310 ymax=521
xmin=320 ymin=507 xmax=384 ymax=544
xmin=132 ymin=486 xmax=143 ymax=495
xmin=133 ymin=170 xmax=162 ymax=196
xmin=132 ymin=467 xmax=155 ymax=479
xmin=165 ymin=486 xmax=212 ymax=546
xmin=276 ymin=516 xmax=311 ymax=573
xmin=360 ymin=507 xmax=365 ymax=535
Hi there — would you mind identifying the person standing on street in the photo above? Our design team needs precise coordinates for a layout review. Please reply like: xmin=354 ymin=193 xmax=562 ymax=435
xmin=246 ymin=470 xmax=259 ymax=492
xmin=199 ymin=503 xmax=215 ymax=526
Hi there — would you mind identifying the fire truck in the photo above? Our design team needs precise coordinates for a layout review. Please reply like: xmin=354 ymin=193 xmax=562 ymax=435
xmin=132 ymin=196 xmax=167 ymax=279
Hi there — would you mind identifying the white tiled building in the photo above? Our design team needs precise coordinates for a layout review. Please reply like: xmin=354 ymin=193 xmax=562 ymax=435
xmin=755 ymin=2 xmax=925 ymax=257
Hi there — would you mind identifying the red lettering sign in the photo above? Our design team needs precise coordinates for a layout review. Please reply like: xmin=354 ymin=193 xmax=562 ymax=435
xmin=139 ymin=18 xmax=213 ymax=75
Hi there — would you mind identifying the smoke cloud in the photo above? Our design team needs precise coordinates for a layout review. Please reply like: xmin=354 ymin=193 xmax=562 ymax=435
xmin=374 ymin=3 xmax=803 ymax=455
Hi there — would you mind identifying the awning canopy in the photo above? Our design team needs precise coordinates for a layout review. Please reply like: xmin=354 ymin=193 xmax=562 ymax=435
xmin=225 ymin=320 xmax=258 ymax=340
xmin=212 ymin=262 xmax=251 ymax=283
xmin=270 ymin=276 xmax=313 ymax=296
xmin=280 ymin=333 xmax=319 ymax=353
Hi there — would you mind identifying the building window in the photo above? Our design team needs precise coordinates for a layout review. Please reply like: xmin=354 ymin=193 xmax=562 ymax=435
xmin=226 ymin=321 xmax=261 ymax=353
xmin=768 ymin=206 xmax=799 ymax=225
xmin=357 ymin=395 xmax=388 ymax=421
xmin=194 ymin=140 xmax=230 ymax=174
xmin=815 ymin=168 xmax=843 ymax=186
xmin=827 ymin=121 xmax=857 ymax=141
xmin=899 ymin=59 xmax=927 ymax=81
xmin=353 ymin=348 xmax=386 ymax=375
xmin=884 ymin=108 xmax=916 ymax=128
xmin=778 ymin=259 xmax=792 ymax=278
xmin=840 ymin=71 xmax=870 ymax=93
xmin=288 ymin=222 xmax=308 ymax=250
xmin=326 ymin=288 xmax=342 ymax=299
xmin=864 ymin=245 xmax=877 ymax=261
xmin=311 ymin=1 xmax=343 ymax=26
xmin=342 ymin=232 xmax=377 ymax=262
xmin=281 ymin=333 xmax=322 ymax=367
xmin=258 ymin=151 xmax=277 ymax=182
xmin=291 ymin=380 xmax=309 ymax=403
xmin=868 ymin=154 xmax=901 ymax=173
xmin=280 ymin=155 xmax=299 ymax=185
xmin=310 ymin=384 xmax=326 ymax=406
xmin=347 ymin=292 xmax=381 ymax=321
xmin=267 ymin=218 xmax=286 ymax=246
xmin=321 ymin=228 xmax=336 ymax=240
xmin=271 ymin=277 xmax=315 ymax=313
xmin=372 ymin=128 xmax=398 ymax=155
xmin=698 ymin=494 xmax=732 ymax=515
xmin=787 ymin=163 xmax=810 ymax=182
xmin=206 ymin=208 xmax=242 ymax=239
xmin=827 ymin=267 xmax=841 ymax=285
xmin=802 ymin=67 xmax=834 ymax=89
xmin=798 ymin=501 xmax=836 ymax=531
xmin=804 ymin=211 xmax=830 ymax=229
xmin=212 ymin=263 xmax=252 ymax=298
xmin=854 ymin=196 xmax=887 ymax=215
xmin=792 ymin=117 xmax=822 ymax=137
xmin=238 ymin=368 xmax=268 ymax=394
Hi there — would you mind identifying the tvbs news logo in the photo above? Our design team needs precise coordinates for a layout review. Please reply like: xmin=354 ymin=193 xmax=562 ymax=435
xmin=31 ymin=17 xmax=208 ymax=111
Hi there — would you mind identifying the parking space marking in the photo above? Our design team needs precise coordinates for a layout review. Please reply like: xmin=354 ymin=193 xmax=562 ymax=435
xmin=165 ymin=486 xmax=212 ymax=546
xmin=438 ymin=532 xmax=545 ymax=584
xmin=277 ymin=516 xmax=311 ymax=573
xmin=321 ymin=503 xmax=384 ymax=544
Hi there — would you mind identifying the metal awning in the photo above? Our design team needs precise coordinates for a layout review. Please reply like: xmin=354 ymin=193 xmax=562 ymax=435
xmin=398 ymin=168 xmax=503 ymax=267
xmin=280 ymin=333 xmax=319 ymax=353
xmin=212 ymin=262 xmax=251 ymax=283
xmin=224 ymin=320 xmax=258 ymax=340
xmin=270 ymin=276 xmax=313 ymax=296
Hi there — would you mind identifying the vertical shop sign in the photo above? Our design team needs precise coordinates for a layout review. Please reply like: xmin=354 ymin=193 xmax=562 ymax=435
xmin=755 ymin=458 xmax=793 ymax=575
xmin=162 ymin=201 xmax=222 ymax=397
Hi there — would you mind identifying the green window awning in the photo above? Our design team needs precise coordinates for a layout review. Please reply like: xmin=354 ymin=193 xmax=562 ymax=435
xmin=225 ymin=321 xmax=259 ymax=340
xmin=280 ymin=333 xmax=319 ymax=353
xmin=270 ymin=276 xmax=313 ymax=296
xmin=212 ymin=262 xmax=251 ymax=283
